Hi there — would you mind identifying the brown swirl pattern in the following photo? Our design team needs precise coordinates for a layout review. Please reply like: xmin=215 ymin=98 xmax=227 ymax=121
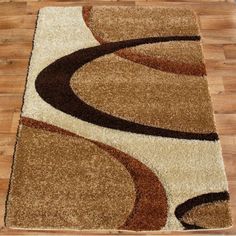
xmin=35 ymin=35 xmax=218 ymax=141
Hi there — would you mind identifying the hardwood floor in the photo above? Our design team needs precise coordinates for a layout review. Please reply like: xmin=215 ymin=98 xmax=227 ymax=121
xmin=0 ymin=1 xmax=235 ymax=235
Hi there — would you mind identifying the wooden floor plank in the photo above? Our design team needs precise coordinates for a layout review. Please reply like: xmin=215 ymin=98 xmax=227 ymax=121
xmin=215 ymin=114 xmax=236 ymax=135
xmin=0 ymin=15 xmax=36 ymax=29
xmin=0 ymin=29 xmax=34 ymax=44
xmin=135 ymin=1 xmax=236 ymax=15
xmin=208 ymin=75 xmax=225 ymax=94
xmin=0 ymin=95 xmax=22 ymax=112
xmin=26 ymin=1 xmax=135 ymax=15
xmin=206 ymin=59 xmax=236 ymax=76
xmin=203 ymin=44 xmax=226 ymax=60
xmin=212 ymin=93 xmax=236 ymax=113
xmin=223 ymin=76 xmax=236 ymax=92
xmin=0 ymin=156 xmax=12 ymax=179
xmin=0 ymin=112 xmax=14 ymax=134
xmin=0 ymin=2 xmax=26 ymax=16
xmin=0 ymin=134 xmax=15 ymax=157
xmin=202 ymin=29 xmax=236 ymax=44
xmin=0 ymin=43 xmax=32 ymax=59
xmin=221 ymin=135 xmax=236 ymax=180
xmin=0 ymin=59 xmax=28 ymax=76
xmin=224 ymin=44 xmax=236 ymax=59
xmin=200 ymin=15 xmax=236 ymax=29
xmin=0 ymin=76 xmax=26 ymax=94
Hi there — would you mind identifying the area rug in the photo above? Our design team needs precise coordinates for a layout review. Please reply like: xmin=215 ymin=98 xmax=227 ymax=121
xmin=5 ymin=6 xmax=232 ymax=231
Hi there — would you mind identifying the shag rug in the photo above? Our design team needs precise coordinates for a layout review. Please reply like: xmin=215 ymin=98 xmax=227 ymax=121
xmin=5 ymin=6 xmax=232 ymax=232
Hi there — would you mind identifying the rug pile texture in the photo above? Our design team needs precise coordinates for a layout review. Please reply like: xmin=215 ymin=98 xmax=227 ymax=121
xmin=5 ymin=6 xmax=232 ymax=232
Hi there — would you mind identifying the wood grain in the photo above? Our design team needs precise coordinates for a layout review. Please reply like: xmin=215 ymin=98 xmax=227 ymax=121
xmin=0 ymin=1 xmax=235 ymax=235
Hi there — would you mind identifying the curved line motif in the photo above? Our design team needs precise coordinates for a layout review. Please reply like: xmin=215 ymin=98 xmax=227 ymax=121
xmin=174 ymin=191 xmax=230 ymax=229
xmin=93 ymin=141 xmax=168 ymax=230
xmin=115 ymin=49 xmax=207 ymax=76
xmin=35 ymin=36 xmax=218 ymax=141
xmin=20 ymin=117 xmax=168 ymax=230
xmin=82 ymin=6 xmax=206 ymax=77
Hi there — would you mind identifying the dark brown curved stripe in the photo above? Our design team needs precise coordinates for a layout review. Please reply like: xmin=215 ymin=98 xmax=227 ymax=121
xmin=82 ymin=6 xmax=206 ymax=76
xmin=175 ymin=191 xmax=230 ymax=229
xmin=20 ymin=117 xmax=168 ymax=230
xmin=180 ymin=222 xmax=204 ymax=230
xmin=35 ymin=35 xmax=218 ymax=141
